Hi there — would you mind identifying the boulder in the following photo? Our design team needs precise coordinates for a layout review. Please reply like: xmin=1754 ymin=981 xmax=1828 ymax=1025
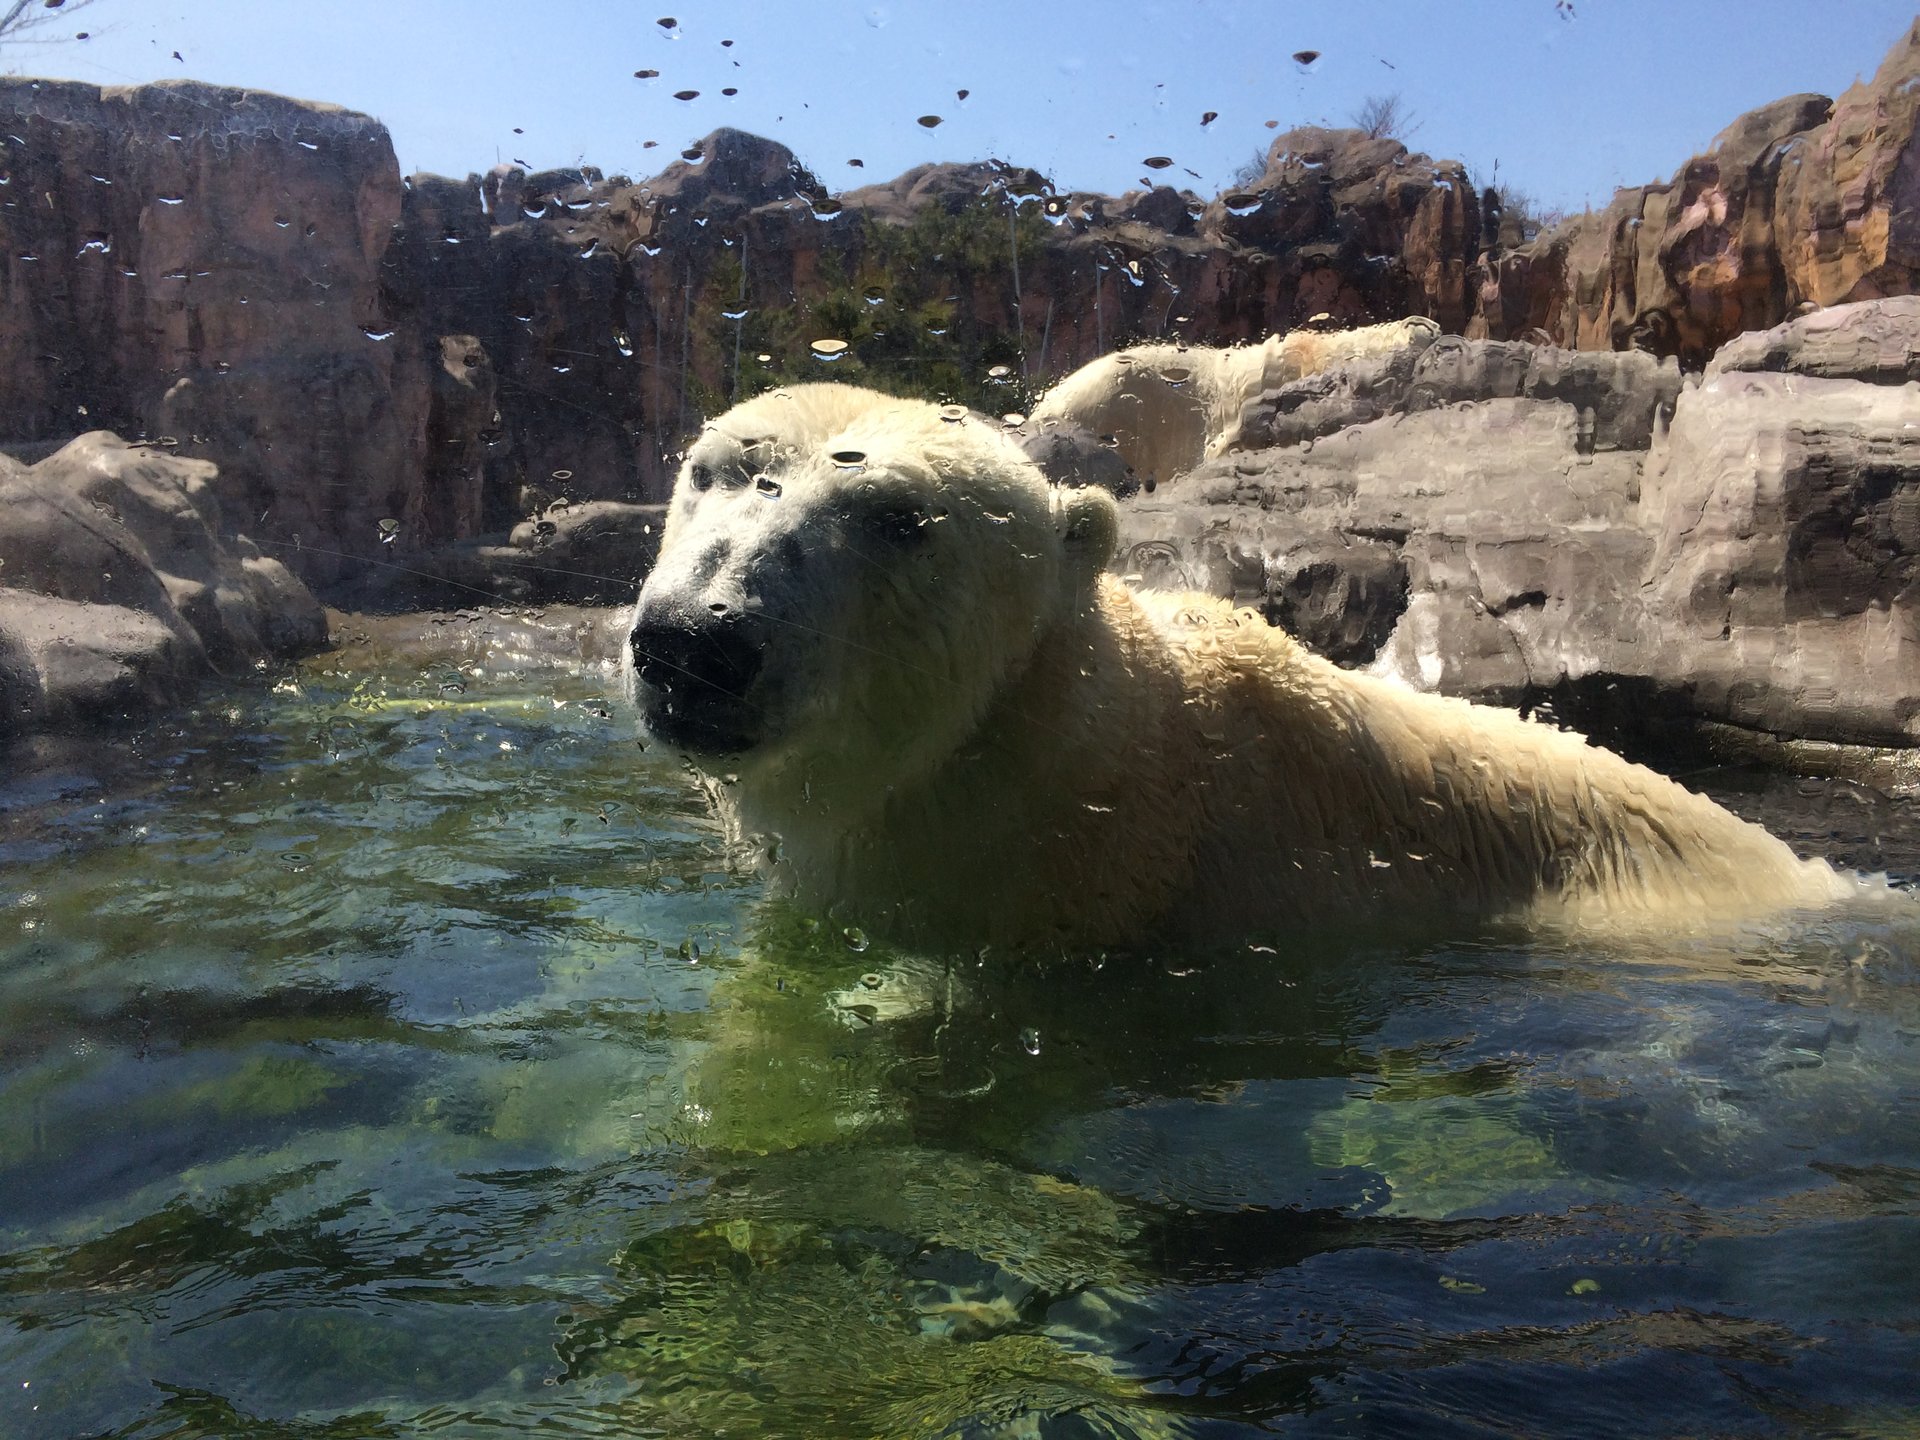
xmin=0 ymin=433 xmax=326 ymax=738
xmin=1706 ymin=294 xmax=1920 ymax=383
xmin=1636 ymin=368 xmax=1920 ymax=744
xmin=1233 ymin=333 xmax=1682 ymax=454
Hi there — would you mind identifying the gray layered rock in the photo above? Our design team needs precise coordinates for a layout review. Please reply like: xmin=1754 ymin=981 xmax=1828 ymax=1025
xmin=1635 ymin=369 xmax=1920 ymax=744
xmin=1705 ymin=295 xmax=1920 ymax=384
xmin=0 ymin=433 xmax=326 ymax=737
xmin=1113 ymin=296 xmax=1920 ymax=749
xmin=1234 ymin=333 xmax=1684 ymax=454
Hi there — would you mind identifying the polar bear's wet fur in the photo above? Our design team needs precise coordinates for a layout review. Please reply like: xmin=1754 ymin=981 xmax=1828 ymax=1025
xmin=1025 ymin=317 xmax=1440 ymax=488
xmin=626 ymin=381 xmax=1859 ymax=951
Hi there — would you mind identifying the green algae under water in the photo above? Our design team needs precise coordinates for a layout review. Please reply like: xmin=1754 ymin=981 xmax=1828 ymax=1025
xmin=2 ymin=649 xmax=1920 ymax=1439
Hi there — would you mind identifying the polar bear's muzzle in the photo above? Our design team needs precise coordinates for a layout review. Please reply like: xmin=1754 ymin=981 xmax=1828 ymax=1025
xmin=628 ymin=597 xmax=767 ymax=756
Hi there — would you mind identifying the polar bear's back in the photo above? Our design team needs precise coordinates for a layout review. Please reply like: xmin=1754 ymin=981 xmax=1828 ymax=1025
xmin=1126 ymin=585 xmax=1853 ymax=929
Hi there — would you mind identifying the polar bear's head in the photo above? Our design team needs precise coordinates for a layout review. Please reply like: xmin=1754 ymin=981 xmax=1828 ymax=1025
xmin=627 ymin=383 xmax=1117 ymax=806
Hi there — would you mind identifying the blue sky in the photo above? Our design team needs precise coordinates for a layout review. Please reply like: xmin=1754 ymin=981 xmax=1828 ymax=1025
xmin=7 ymin=1 xmax=1916 ymax=213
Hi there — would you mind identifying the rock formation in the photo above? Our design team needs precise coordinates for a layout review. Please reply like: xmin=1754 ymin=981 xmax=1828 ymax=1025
xmin=1116 ymin=297 xmax=1920 ymax=749
xmin=1474 ymin=20 xmax=1920 ymax=365
xmin=0 ymin=434 xmax=326 ymax=737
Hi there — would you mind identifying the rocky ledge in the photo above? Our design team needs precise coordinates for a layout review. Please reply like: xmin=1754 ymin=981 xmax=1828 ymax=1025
xmin=1116 ymin=296 xmax=1920 ymax=752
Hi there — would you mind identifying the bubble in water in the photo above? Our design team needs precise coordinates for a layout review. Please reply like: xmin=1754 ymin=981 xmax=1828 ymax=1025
xmin=842 ymin=926 xmax=869 ymax=953
xmin=810 ymin=337 xmax=850 ymax=360
xmin=1019 ymin=1027 xmax=1041 ymax=1056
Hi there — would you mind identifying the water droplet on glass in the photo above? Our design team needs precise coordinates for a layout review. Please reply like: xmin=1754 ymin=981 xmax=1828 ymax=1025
xmin=155 ymin=194 xmax=185 ymax=205
xmin=674 ymin=90 xmax=699 ymax=102
xmin=1159 ymin=366 xmax=1191 ymax=386
xmin=810 ymin=337 xmax=849 ymax=360
xmin=917 ymin=114 xmax=943 ymax=129
xmin=755 ymin=474 xmax=782 ymax=497
xmin=75 ymin=234 xmax=111 ymax=256
xmin=362 ymin=326 xmax=395 ymax=341
xmin=1143 ymin=156 xmax=1173 ymax=169
xmin=280 ymin=850 xmax=312 ymax=872
xmin=810 ymin=197 xmax=843 ymax=220
xmin=1001 ymin=412 xmax=1025 ymax=426
xmin=862 ymin=285 xmax=887 ymax=306
xmin=829 ymin=449 xmax=866 ymax=467
xmin=1291 ymin=49 xmax=1320 ymax=69
xmin=842 ymin=926 xmax=869 ymax=953
xmin=634 ymin=68 xmax=659 ymax=79
xmin=1019 ymin=1027 xmax=1041 ymax=1056
xmin=939 ymin=404 xmax=967 ymax=423
xmin=1224 ymin=193 xmax=1263 ymax=217
xmin=377 ymin=517 xmax=400 ymax=544
xmin=1201 ymin=110 xmax=1218 ymax=126
xmin=986 ymin=363 xmax=1012 ymax=381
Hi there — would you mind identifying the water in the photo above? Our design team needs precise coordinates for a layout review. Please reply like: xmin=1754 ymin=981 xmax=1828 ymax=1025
xmin=2 ymin=641 xmax=1918 ymax=1438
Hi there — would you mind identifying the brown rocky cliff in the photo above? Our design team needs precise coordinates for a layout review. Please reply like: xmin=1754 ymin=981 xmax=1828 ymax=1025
xmin=0 ymin=78 xmax=428 ymax=585
xmin=1476 ymin=20 xmax=1920 ymax=365
xmin=5 ymin=25 xmax=1919 ymax=587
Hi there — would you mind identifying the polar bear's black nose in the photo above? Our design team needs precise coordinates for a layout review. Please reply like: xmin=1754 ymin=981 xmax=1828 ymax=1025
xmin=628 ymin=602 xmax=766 ymax=752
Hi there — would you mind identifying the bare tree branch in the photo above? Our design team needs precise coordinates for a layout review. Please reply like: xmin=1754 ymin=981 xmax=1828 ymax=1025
xmin=1351 ymin=93 xmax=1421 ymax=143
xmin=0 ymin=0 xmax=105 ymax=46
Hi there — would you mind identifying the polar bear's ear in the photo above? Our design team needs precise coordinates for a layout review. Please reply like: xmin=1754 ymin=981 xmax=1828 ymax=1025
xmin=1053 ymin=484 xmax=1117 ymax=592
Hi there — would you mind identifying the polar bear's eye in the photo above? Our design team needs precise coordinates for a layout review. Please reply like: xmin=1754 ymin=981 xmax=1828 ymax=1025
xmin=688 ymin=463 xmax=716 ymax=492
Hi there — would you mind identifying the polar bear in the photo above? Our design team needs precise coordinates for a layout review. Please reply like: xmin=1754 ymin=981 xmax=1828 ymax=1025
xmin=625 ymin=381 xmax=1861 ymax=951
xmin=1025 ymin=317 xmax=1440 ymax=488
